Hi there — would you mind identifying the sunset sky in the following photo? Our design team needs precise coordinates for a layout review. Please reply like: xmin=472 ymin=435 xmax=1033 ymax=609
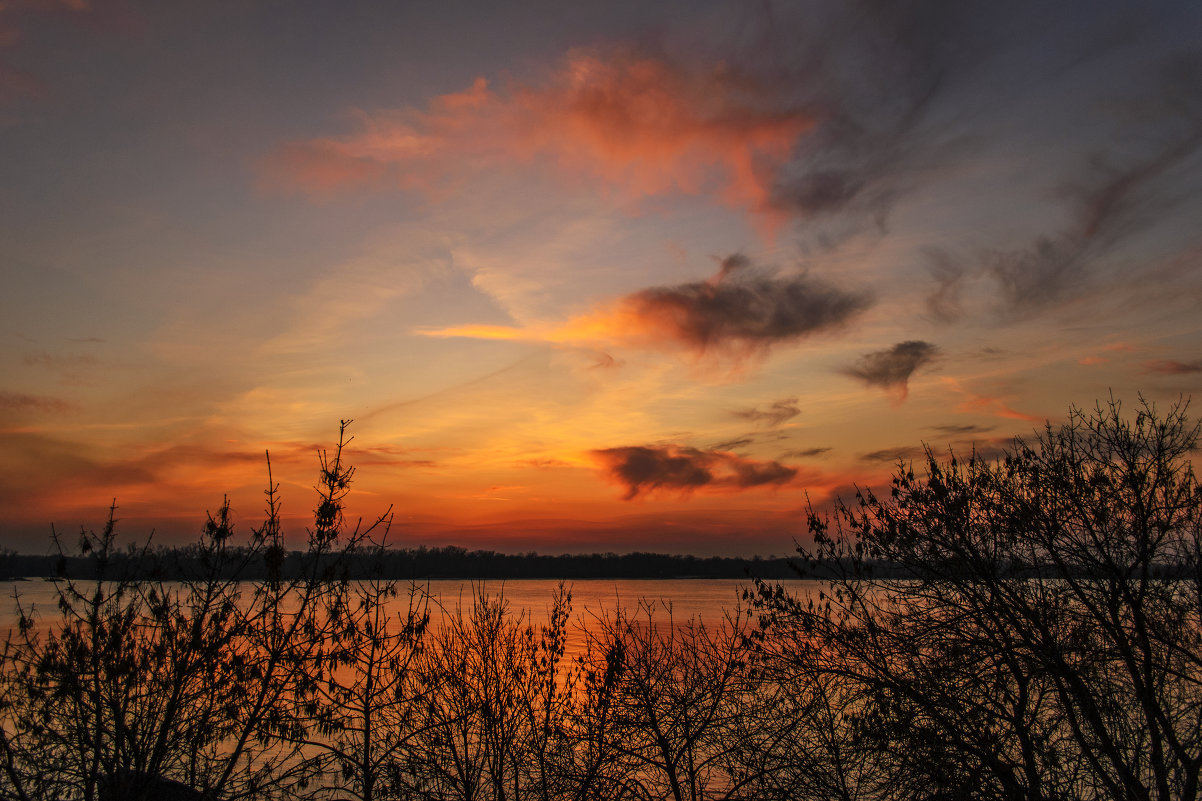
xmin=2 ymin=0 xmax=1201 ymax=555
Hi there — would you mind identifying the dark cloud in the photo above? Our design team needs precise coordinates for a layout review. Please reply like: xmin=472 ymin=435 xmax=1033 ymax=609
xmin=1143 ymin=359 xmax=1202 ymax=375
xmin=714 ymin=253 xmax=751 ymax=283
xmin=860 ymin=446 xmax=925 ymax=464
xmin=783 ymin=447 xmax=832 ymax=459
xmin=591 ymin=352 xmax=621 ymax=370
xmin=929 ymin=423 xmax=995 ymax=435
xmin=625 ymin=260 xmax=872 ymax=355
xmin=710 ymin=437 xmax=755 ymax=452
xmin=733 ymin=397 xmax=801 ymax=427
xmin=0 ymin=391 xmax=73 ymax=414
xmin=593 ymin=445 xmax=797 ymax=500
xmin=843 ymin=341 xmax=939 ymax=399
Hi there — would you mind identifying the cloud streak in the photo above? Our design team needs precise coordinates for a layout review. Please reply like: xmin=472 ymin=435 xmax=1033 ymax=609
xmin=783 ymin=447 xmax=831 ymax=459
xmin=860 ymin=446 xmax=925 ymax=464
xmin=1144 ymin=359 xmax=1202 ymax=375
xmin=941 ymin=378 xmax=1043 ymax=423
xmin=426 ymin=256 xmax=871 ymax=362
xmin=733 ymin=397 xmax=800 ymax=427
xmin=593 ymin=444 xmax=797 ymax=500
xmin=0 ymin=391 xmax=73 ymax=415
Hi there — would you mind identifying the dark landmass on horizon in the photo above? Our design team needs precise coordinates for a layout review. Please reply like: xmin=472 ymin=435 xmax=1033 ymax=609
xmin=0 ymin=546 xmax=807 ymax=581
xmin=3 ymin=545 xmax=1184 ymax=583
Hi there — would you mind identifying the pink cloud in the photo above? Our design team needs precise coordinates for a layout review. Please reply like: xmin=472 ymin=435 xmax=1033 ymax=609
xmin=260 ymin=46 xmax=812 ymax=220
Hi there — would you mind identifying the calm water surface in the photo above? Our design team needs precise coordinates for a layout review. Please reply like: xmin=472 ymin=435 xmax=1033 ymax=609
xmin=0 ymin=577 xmax=815 ymax=632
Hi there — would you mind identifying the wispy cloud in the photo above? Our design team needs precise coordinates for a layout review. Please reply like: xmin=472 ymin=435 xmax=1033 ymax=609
xmin=593 ymin=444 xmax=797 ymax=500
xmin=860 ymin=446 xmax=925 ymax=464
xmin=940 ymin=56 xmax=1202 ymax=320
xmin=842 ymin=340 xmax=939 ymax=402
xmin=709 ymin=437 xmax=755 ymax=452
xmin=929 ymin=423 xmax=994 ymax=435
xmin=733 ymin=397 xmax=801 ymax=427
xmin=941 ymin=378 xmax=1043 ymax=423
xmin=1143 ymin=359 xmax=1202 ymax=375
xmin=924 ymin=248 xmax=968 ymax=323
xmin=23 ymin=351 xmax=99 ymax=383
xmin=761 ymin=0 xmax=964 ymax=231
xmin=783 ymin=446 xmax=831 ymax=459
xmin=0 ymin=391 xmax=73 ymax=415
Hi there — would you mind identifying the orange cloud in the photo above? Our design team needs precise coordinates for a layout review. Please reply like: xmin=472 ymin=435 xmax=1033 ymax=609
xmin=261 ymin=47 xmax=812 ymax=218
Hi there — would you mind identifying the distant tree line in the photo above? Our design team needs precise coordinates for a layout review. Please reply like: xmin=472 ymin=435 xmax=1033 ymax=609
xmin=0 ymin=545 xmax=803 ymax=582
xmin=0 ymin=400 xmax=1199 ymax=801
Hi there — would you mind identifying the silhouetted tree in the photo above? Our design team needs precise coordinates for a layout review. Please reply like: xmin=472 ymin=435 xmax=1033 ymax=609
xmin=588 ymin=601 xmax=762 ymax=801
xmin=401 ymin=585 xmax=577 ymax=801
xmin=755 ymin=397 xmax=1202 ymax=801
xmin=0 ymin=421 xmax=380 ymax=801
xmin=302 ymin=543 xmax=430 ymax=801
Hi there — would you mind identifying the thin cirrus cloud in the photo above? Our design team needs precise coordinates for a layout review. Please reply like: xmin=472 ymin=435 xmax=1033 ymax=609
xmin=929 ymin=423 xmax=994 ymax=435
xmin=782 ymin=447 xmax=831 ymax=459
xmin=1143 ymin=359 xmax=1202 ymax=375
xmin=842 ymin=341 xmax=939 ymax=401
xmin=424 ymin=254 xmax=872 ymax=362
xmin=0 ymin=391 xmax=73 ymax=415
xmin=940 ymin=377 xmax=1043 ymax=424
xmin=592 ymin=444 xmax=797 ymax=500
xmin=927 ymin=57 xmax=1202 ymax=322
xmin=860 ymin=445 xmax=925 ymax=464
xmin=261 ymin=46 xmax=812 ymax=217
xmin=733 ymin=397 xmax=801 ymax=427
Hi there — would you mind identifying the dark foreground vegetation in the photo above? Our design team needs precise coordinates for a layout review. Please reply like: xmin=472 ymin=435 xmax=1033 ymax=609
xmin=1 ymin=399 xmax=1200 ymax=801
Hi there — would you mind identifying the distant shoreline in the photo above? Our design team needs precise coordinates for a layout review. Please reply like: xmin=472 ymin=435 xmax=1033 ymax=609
xmin=0 ymin=547 xmax=807 ymax=581
xmin=5 ymin=546 xmax=1172 ymax=582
